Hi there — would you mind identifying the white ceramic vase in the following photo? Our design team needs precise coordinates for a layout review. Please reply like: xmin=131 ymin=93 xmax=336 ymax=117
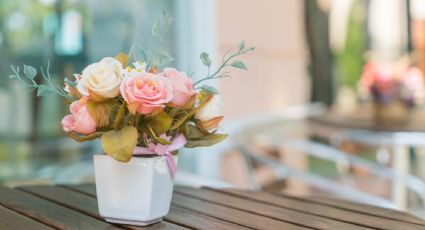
xmin=93 ymin=154 xmax=174 ymax=226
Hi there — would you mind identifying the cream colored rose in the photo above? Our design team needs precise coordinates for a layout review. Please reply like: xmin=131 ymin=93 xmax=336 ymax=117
xmin=77 ymin=57 xmax=123 ymax=98
xmin=195 ymin=95 xmax=224 ymax=130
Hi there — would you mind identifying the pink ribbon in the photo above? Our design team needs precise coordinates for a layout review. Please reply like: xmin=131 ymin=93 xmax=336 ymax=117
xmin=133 ymin=134 xmax=186 ymax=178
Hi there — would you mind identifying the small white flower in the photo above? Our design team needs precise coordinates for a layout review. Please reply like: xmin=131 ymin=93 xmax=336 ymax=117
xmin=133 ymin=61 xmax=147 ymax=72
xmin=121 ymin=61 xmax=147 ymax=78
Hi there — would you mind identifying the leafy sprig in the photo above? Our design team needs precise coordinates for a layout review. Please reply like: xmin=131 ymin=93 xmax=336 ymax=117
xmin=9 ymin=63 xmax=72 ymax=99
xmin=193 ymin=41 xmax=255 ymax=89
xmin=138 ymin=10 xmax=174 ymax=70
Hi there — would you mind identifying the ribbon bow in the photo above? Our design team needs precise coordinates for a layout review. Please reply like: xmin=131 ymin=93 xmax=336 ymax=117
xmin=133 ymin=134 xmax=186 ymax=178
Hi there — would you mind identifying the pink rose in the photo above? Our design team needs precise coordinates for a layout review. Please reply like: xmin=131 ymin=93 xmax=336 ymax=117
xmin=120 ymin=73 xmax=173 ymax=115
xmin=162 ymin=68 xmax=196 ymax=106
xmin=61 ymin=99 xmax=97 ymax=134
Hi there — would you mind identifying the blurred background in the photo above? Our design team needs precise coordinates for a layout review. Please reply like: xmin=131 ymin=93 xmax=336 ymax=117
xmin=3 ymin=0 xmax=425 ymax=217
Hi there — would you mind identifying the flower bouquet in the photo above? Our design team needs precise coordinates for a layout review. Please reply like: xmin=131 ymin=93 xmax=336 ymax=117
xmin=358 ymin=61 xmax=425 ymax=125
xmin=10 ymin=12 xmax=254 ymax=226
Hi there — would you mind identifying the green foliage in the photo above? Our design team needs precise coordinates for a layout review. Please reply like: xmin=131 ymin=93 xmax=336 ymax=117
xmin=230 ymin=60 xmax=247 ymax=70
xmin=115 ymin=52 xmax=129 ymax=68
xmin=144 ymin=110 xmax=173 ymax=136
xmin=113 ymin=102 xmax=127 ymax=130
xmin=9 ymin=63 xmax=72 ymax=99
xmin=151 ymin=48 xmax=174 ymax=67
xmin=23 ymin=65 xmax=37 ymax=80
xmin=37 ymin=85 xmax=50 ymax=96
xmin=101 ymin=126 xmax=139 ymax=162
xmin=170 ymin=109 xmax=196 ymax=131
xmin=182 ymin=124 xmax=228 ymax=148
xmin=201 ymin=85 xmax=219 ymax=95
xmin=86 ymin=100 xmax=120 ymax=128
xmin=336 ymin=0 xmax=367 ymax=88
xmin=143 ymin=10 xmax=174 ymax=69
xmin=238 ymin=41 xmax=245 ymax=51
xmin=193 ymin=42 xmax=255 ymax=88
xmin=147 ymin=126 xmax=172 ymax=145
xmin=200 ymin=52 xmax=212 ymax=67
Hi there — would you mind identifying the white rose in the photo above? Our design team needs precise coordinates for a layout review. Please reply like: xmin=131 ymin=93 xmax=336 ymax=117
xmin=77 ymin=57 xmax=123 ymax=98
xmin=195 ymin=95 xmax=223 ymax=121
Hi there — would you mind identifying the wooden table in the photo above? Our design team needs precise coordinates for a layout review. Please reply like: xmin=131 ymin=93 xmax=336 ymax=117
xmin=0 ymin=184 xmax=424 ymax=230
xmin=308 ymin=107 xmax=425 ymax=132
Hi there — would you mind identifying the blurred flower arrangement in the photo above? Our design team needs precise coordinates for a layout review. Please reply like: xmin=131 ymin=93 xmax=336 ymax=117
xmin=358 ymin=61 xmax=425 ymax=107
xmin=358 ymin=60 xmax=425 ymax=124
xmin=9 ymin=12 xmax=254 ymax=177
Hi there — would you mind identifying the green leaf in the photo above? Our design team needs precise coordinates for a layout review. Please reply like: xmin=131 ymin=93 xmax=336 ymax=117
xmin=113 ymin=102 xmax=127 ymax=130
xmin=9 ymin=75 xmax=18 ymax=80
xmin=162 ymin=10 xmax=173 ymax=25
xmin=238 ymin=41 xmax=245 ymax=51
xmin=201 ymin=85 xmax=219 ymax=95
xmin=101 ymin=126 xmax=138 ymax=162
xmin=145 ymin=110 xmax=173 ymax=135
xmin=231 ymin=60 xmax=247 ymax=70
xmin=185 ymin=133 xmax=229 ymax=148
xmin=182 ymin=124 xmax=208 ymax=139
xmin=64 ymin=78 xmax=77 ymax=87
xmin=87 ymin=100 xmax=119 ymax=128
xmin=200 ymin=52 xmax=211 ymax=67
xmin=115 ymin=52 xmax=129 ymax=68
xmin=151 ymin=48 xmax=174 ymax=67
xmin=37 ymin=85 xmax=50 ymax=96
xmin=170 ymin=109 xmax=196 ymax=130
xmin=152 ymin=18 xmax=161 ymax=38
xmin=23 ymin=65 xmax=37 ymax=80
xmin=147 ymin=126 xmax=172 ymax=145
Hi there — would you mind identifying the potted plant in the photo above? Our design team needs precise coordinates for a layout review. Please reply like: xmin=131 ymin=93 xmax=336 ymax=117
xmin=9 ymin=12 xmax=254 ymax=226
xmin=358 ymin=61 xmax=425 ymax=125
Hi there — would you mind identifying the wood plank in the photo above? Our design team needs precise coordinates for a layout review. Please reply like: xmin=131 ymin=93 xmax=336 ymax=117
xmin=63 ymin=184 xmax=257 ymax=230
xmin=167 ymin=205 xmax=252 ymax=230
xmin=292 ymin=194 xmax=425 ymax=226
xmin=217 ymin=188 xmax=425 ymax=230
xmin=65 ymin=183 xmax=96 ymax=195
xmin=0 ymin=187 xmax=123 ymax=230
xmin=175 ymin=186 xmax=370 ymax=230
xmin=0 ymin=205 xmax=53 ymax=230
xmin=19 ymin=186 xmax=187 ymax=230
xmin=172 ymin=193 xmax=306 ymax=230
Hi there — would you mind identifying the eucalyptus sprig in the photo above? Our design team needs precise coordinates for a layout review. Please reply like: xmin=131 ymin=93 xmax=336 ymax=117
xmin=143 ymin=10 xmax=174 ymax=70
xmin=193 ymin=41 xmax=255 ymax=90
xmin=9 ymin=63 xmax=72 ymax=99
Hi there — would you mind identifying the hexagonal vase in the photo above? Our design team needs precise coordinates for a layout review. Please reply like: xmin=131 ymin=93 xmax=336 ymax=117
xmin=93 ymin=154 xmax=173 ymax=226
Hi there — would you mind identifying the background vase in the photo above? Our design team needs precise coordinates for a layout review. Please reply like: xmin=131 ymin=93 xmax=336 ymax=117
xmin=373 ymin=100 xmax=409 ymax=126
xmin=93 ymin=154 xmax=174 ymax=226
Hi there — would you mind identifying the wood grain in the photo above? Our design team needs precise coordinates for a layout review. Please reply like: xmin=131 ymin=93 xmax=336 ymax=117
xmin=167 ymin=205 xmax=252 ymax=230
xmin=0 ymin=187 xmax=123 ymax=230
xmin=0 ymin=205 xmax=52 ymax=230
xmin=217 ymin=188 xmax=425 ymax=230
xmin=175 ymin=186 xmax=370 ymax=230
xmin=172 ymin=193 xmax=307 ymax=230
xmin=8 ymin=183 xmax=421 ymax=230
xmin=308 ymin=108 xmax=425 ymax=132
xmin=63 ymin=184 xmax=256 ymax=230
xmin=299 ymin=194 xmax=425 ymax=226
xmin=18 ymin=185 xmax=187 ymax=230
